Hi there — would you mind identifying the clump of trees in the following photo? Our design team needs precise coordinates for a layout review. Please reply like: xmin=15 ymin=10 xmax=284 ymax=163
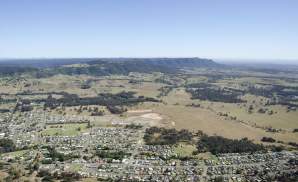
xmin=90 ymin=107 xmax=104 ymax=116
xmin=186 ymin=103 xmax=201 ymax=108
xmin=144 ymin=127 xmax=193 ymax=145
xmin=268 ymin=145 xmax=284 ymax=152
xmin=96 ymin=150 xmax=131 ymax=160
xmin=0 ymin=138 xmax=16 ymax=153
xmin=214 ymin=176 xmax=225 ymax=182
xmin=14 ymin=100 xmax=34 ymax=112
xmin=261 ymin=137 xmax=276 ymax=143
xmin=197 ymin=135 xmax=265 ymax=154
xmin=267 ymin=171 xmax=298 ymax=182
xmin=125 ymin=123 xmax=143 ymax=129
xmin=248 ymin=85 xmax=298 ymax=108
xmin=257 ymin=108 xmax=267 ymax=113
xmin=37 ymin=169 xmax=81 ymax=182
xmin=43 ymin=91 xmax=160 ymax=114
xmin=288 ymin=142 xmax=298 ymax=148
xmin=144 ymin=127 xmax=265 ymax=155
xmin=80 ymin=84 xmax=91 ymax=89
xmin=107 ymin=105 xmax=127 ymax=114
xmin=45 ymin=146 xmax=80 ymax=162
xmin=186 ymin=83 xmax=244 ymax=103
xmin=0 ymin=109 xmax=10 ymax=113
xmin=157 ymin=86 xmax=174 ymax=97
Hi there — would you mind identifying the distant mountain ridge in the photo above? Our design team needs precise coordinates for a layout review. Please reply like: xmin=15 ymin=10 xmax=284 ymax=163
xmin=0 ymin=58 xmax=92 ymax=68
xmin=0 ymin=57 xmax=220 ymax=76
xmin=87 ymin=57 xmax=219 ymax=68
xmin=0 ymin=57 xmax=219 ymax=68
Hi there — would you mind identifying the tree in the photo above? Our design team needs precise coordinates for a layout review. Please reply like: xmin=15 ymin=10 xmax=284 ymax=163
xmin=214 ymin=176 xmax=225 ymax=182
xmin=0 ymin=138 xmax=16 ymax=153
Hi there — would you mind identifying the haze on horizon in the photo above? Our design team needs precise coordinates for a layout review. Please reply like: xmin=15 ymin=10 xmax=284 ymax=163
xmin=0 ymin=0 xmax=297 ymax=63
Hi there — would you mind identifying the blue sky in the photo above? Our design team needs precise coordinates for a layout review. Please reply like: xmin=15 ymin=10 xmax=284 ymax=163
xmin=0 ymin=0 xmax=297 ymax=62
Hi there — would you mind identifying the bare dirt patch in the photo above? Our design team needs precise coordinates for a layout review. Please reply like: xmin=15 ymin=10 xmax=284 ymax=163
xmin=140 ymin=113 xmax=163 ymax=120
xmin=127 ymin=109 xmax=152 ymax=113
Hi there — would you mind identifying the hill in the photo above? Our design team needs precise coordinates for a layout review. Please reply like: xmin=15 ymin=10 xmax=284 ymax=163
xmin=0 ymin=58 xmax=220 ymax=77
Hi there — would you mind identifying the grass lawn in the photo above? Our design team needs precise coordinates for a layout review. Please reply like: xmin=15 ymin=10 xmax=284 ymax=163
xmin=69 ymin=163 xmax=83 ymax=172
xmin=174 ymin=144 xmax=196 ymax=157
xmin=41 ymin=123 xmax=88 ymax=136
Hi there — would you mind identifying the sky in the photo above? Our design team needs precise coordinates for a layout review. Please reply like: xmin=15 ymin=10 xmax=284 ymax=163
xmin=0 ymin=0 xmax=297 ymax=63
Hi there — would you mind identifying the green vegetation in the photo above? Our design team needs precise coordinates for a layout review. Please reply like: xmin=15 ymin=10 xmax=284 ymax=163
xmin=144 ymin=127 xmax=193 ymax=145
xmin=0 ymin=138 xmax=16 ymax=153
xmin=157 ymin=86 xmax=175 ymax=97
xmin=124 ymin=123 xmax=143 ymax=129
xmin=174 ymin=144 xmax=197 ymax=157
xmin=45 ymin=146 xmax=81 ymax=162
xmin=288 ymin=142 xmax=298 ymax=148
xmin=261 ymin=137 xmax=276 ymax=143
xmin=96 ymin=150 xmax=131 ymax=160
xmin=43 ymin=91 xmax=159 ymax=114
xmin=0 ymin=66 xmax=37 ymax=76
xmin=37 ymin=169 xmax=81 ymax=182
xmin=186 ymin=83 xmax=244 ymax=103
xmin=247 ymin=85 xmax=298 ymax=107
xmin=197 ymin=135 xmax=265 ymax=154
xmin=41 ymin=124 xmax=87 ymax=136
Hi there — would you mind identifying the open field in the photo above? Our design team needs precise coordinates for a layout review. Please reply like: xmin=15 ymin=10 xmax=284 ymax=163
xmin=41 ymin=123 xmax=89 ymax=136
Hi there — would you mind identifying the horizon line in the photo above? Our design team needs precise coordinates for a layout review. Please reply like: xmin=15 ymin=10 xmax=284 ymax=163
xmin=0 ymin=57 xmax=297 ymax=61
